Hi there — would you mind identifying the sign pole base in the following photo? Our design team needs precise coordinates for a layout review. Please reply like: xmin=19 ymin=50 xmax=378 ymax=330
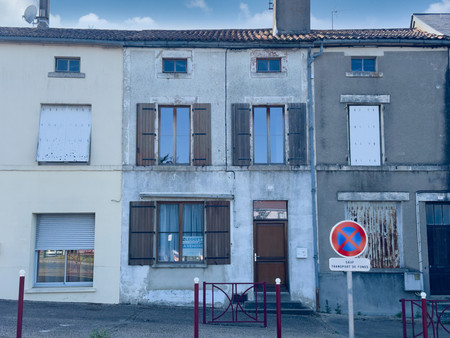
xmin=347 ymin=271 xmax=354 ymax=338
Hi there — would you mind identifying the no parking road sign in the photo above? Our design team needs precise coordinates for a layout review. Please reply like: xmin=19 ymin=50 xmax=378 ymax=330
xmin=330 ymin=220 xmax=368 ymax=258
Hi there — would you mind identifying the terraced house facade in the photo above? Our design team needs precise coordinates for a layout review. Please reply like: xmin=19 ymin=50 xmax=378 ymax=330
xmin=0 ymin=0 xmax=449 ymax=314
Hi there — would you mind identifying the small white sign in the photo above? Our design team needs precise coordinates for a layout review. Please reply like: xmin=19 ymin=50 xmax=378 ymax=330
xmin=329 ymin=257 xmax=371 ymax=272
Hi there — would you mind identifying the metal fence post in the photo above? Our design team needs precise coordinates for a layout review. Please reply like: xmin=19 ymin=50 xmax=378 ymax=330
xmin=421 ymin=292 xmax=428 ymax=338
xmin=276 ymin=278 xmax=282 ymax=338
xmin=194 ymin=278 xmax=199 ymax=338
xmin=16 ymin=270 xmax=25 ymax=338
xmin=401 ymin=299 xmax=407 ymax=338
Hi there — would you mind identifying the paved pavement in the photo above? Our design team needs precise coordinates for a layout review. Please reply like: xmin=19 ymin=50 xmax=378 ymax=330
xmin=0 ymin=300 xmax=404 ymax=337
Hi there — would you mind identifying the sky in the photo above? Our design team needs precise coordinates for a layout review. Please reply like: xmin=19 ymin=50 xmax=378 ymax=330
xmin=1 ymin=0 xmax=450 ymax=31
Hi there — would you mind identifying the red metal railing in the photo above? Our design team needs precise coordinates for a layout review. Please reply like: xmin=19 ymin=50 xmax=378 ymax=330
xmin=202 ymin=282 xmax=267 ymax=327
xmin=401 ymin=297 xmax=450 ymax=338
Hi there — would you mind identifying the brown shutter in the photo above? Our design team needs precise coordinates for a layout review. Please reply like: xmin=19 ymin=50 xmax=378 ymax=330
xmin=192 ymin=103 xmax=211 ymax=166
xmin=205 ymin=201 xmax=230 ymax=265
xmin=136 ymin=103 xmax=156 ymax=166
xmin=287 ymin=103 xmax=307 ymax=165
xmin=129 ymin=201 xmax=155 ymax=265
xmin=232 ymin=103 xmax=251 ymax=166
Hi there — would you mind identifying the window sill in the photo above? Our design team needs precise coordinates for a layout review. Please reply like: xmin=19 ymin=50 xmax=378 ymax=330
xmin=345 ymin=71 xmax=383 ymax=78
xmin=48 ymin=72 xmax=86 ymax=78
xmin=26 ymin=287 xmax=96 ymax=294
xmin=152 ymin=263 xmax=207 ymax=269
xmin=251 ymin=72 xmax=287 ymax=79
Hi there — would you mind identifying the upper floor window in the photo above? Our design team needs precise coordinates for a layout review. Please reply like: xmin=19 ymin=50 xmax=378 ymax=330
xmin=351 ymin=57 xmax=375 ymax=72
xmin=36 ymin=105 xmax=91 ymax=163
xmin=159 ymin=106 xmax=190 ymax=164
xmin=254 ymin=106 xmax=284 ymax=164
xmin=55 ymin=57 xmax=80 ymax=73
xmin=163 ymin=58 xmax=187 ymax=73
xmin=136 ymin=103 xmax=211 ymax=166
xmin=256 ymin=58 xmax=281 ymax=73
xmin=232 ymin=103 xmax=307 ymax=166
xmin=348 ymin=105 xmax=381 ymax=166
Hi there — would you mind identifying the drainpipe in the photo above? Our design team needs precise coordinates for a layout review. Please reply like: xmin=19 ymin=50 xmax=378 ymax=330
xmin=307 ymin=42 xmax=323 ymax=311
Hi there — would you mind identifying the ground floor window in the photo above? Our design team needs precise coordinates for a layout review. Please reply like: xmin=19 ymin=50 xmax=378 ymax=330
xmin=158 ymin=202 xmax=203 ymax=263
xmin=346 ymin=201 xmax=400 ymax=268
xmin=129 ymin=200 xmax=230 ymax=266
xmin=35 ymin=214 xmax=95 ymax=286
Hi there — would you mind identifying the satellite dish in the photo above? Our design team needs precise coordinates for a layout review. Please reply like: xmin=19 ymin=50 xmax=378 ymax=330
xmin=23 ymin=5 xmax=38 ymax=24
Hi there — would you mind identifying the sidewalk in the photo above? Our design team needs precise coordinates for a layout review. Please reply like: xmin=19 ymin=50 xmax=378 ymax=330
xmin=0 ymin=300 xmax=404 ymax=337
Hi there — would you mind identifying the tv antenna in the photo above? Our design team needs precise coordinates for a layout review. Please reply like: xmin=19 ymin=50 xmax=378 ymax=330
xmin=331 ymin=9 xmax=338 ymax=30
xmin=23 ymin=4 xmax=38 ymax=24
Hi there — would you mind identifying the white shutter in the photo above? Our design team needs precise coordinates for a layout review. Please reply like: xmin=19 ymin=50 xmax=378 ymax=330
xmin=36 ymin=105 xmax=91 ymax=162
xmin=349 ymin=106 xmax=381 ymax=166
xmin=36 ymin=214 xmax=95 ymax=250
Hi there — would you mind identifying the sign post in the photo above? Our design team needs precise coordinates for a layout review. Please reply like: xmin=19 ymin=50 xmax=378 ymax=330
xmin=329 ymin=221 xmax=370 ymax=338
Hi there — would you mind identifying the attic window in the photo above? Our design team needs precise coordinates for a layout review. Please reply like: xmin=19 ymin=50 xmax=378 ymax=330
xmin=163 ymin=59 xmax=187 ymax=73
xmin=256 ymin=58 xmax=281 ymax=73
xmin=351 ymin=57 xmax=376 ymax=72
xmin=55 ymin=57 xmax=80 ymax=73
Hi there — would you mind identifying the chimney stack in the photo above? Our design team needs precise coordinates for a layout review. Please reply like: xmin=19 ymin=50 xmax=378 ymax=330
xmin=37 ymin=0 xmax=50 ymax=28
xmin=273 ymin=0 xmax=310 ymax=35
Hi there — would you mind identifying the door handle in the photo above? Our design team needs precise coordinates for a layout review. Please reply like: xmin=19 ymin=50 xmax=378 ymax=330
xmin=254 ymin=253 xmax=260 ymax=262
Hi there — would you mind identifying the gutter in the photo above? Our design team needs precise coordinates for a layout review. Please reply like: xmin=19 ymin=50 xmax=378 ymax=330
xmin=1 ymin=35 xmax=450 ymax=49
xmin=307 ymin=42 xmax=323 ymax=311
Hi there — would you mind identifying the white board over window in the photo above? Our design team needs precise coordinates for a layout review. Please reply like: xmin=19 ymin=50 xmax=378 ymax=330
xmin=36 ymin=105 xmax=91 ymax=162
xmin=349 ymin=106 xmax=381 ymax=166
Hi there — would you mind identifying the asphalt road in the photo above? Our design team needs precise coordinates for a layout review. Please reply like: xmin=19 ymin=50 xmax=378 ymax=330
xmin=0 ymin=300 xmax=406 ymax=337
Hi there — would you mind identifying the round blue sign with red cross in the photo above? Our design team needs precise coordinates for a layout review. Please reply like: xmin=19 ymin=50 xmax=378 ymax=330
xmin=330 ymin=220 xmax=368 ymax=258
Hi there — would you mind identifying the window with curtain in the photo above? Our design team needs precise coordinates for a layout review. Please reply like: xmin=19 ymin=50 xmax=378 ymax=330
xmin=158 ymin=203 xmax=204 ymax=263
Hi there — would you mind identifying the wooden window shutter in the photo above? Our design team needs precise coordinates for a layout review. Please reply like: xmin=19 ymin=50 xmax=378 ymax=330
xmin=129 ymin=201 xmax=155 ymax=265
xmin=192 ymin=103 xmax=211 ymax=166
xmin=287 ymin=103 xmax=307 ymax=165
xmin=232 ymin=103 xmax=251 ymax=166
xmin=136 ymin=103 xmax=156 ymax=166
xmin=205 ymin=201 xmax=230 ymax=265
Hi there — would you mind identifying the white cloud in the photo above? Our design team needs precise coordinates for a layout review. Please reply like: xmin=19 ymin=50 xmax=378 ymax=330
xmin=311 ymin=15 xmax=330 ymax=30
xmin=187 ymin=0 xmax=210 ymax=12
xmin=239 ymin=2 xmax=272 ymax=28
xmin=426 ymin=0 xmax=450 ymax=12
xmin=74 ymin=13 xmax=158 ymax=30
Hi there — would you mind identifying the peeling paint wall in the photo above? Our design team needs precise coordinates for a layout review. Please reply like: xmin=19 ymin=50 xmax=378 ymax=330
xmin=121 ymin=47 xmax=316 ymax=308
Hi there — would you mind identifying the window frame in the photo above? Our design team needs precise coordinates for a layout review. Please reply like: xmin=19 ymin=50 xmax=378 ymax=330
xmin=156 ymin=201 xmax=205 ymax=264
xmin=162 ymin=58 xmax=188 ymax=73
xmin=252 ymin=105 xmax=285 ymax=164
xmin=351 ymin=57 xmax=376 ymax=72
xmin=55 ymin=57 xmax=81 ymax=73
xmin=158 ymin=105 xmax=191 ymax=165
xmin=256 ymin=58 xmax=282 ymax=73
xmin=34 ymin=214 xmax=95 ymax=287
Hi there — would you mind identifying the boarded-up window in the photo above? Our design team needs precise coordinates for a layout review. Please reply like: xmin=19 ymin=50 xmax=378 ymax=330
xmin=205 ymin=201 xmax=231 ymax=265
xmin=129 ymin=201 xmax=155 ymax=265
xmin=192 ymin=104 xmax=211 ymax=166
xmin=232 ymin=103 xmax=251 ymax=166
xmin=349 ymin=106 xmax=381 ymax=166
xmin=287 ymin=103 xmax=307 ymax=165
xmin=136 ymin=103 xmax=156 ymax=166
xmin=347 ymin=201 xmax=400 ymax=268
xmin=36 ymin=105 xmax=91 ymax=163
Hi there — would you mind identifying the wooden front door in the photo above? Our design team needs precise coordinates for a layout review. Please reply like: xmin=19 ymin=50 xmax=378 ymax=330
xmin=254 ymin=221 xmax=288 ymax=291
xmin=426 ymin=203 xmax=450 ymax=295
